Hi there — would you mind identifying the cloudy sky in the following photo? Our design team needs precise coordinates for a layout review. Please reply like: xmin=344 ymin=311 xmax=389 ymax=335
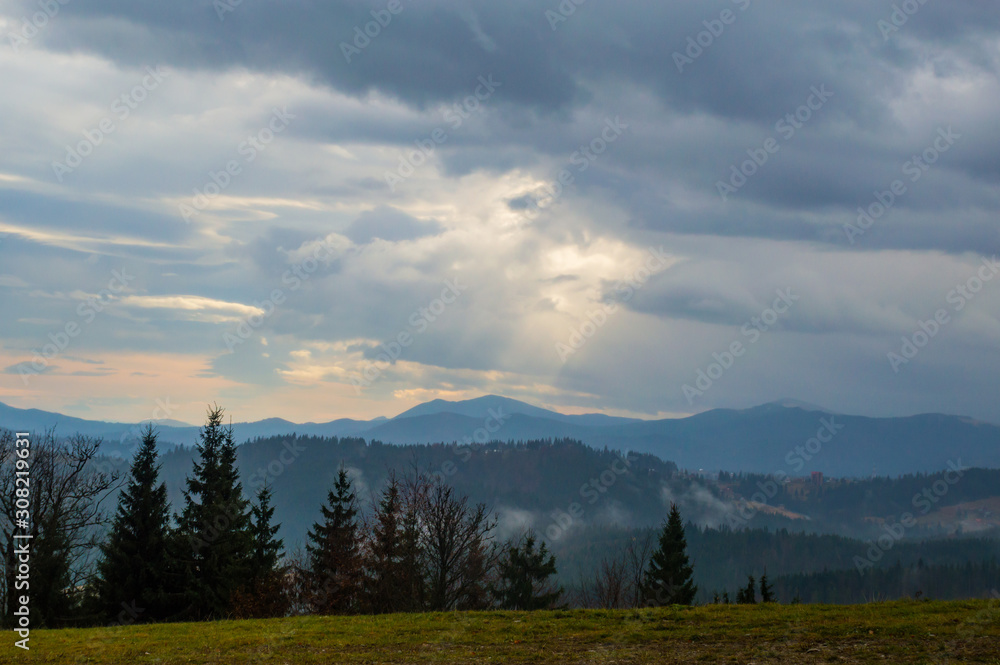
xmin=1 ymin=0 xmax=998 ymax=425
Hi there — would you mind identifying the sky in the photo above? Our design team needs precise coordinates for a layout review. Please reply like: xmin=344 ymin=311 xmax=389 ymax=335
xmin=0 ymin=0 xmax=998 ymax=426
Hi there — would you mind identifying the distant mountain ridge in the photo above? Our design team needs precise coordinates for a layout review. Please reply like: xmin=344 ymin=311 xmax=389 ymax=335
xmin=1 ymin=396 xmax=998 ymax=477
xmin=391 ymin=395 xmax=642 ymax=427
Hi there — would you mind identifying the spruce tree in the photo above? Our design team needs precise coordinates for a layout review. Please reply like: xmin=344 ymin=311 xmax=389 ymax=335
xmin=736 ymin=575 xmax=757 ymax=604
xmin=30 ymin=512 xmax=75 ymax=627
xmin=759 ymin=569 xmax=775 ymax=603
xmin=396 ymin=487 xmax=427 ymax=612
xmin=175 ymin=405 xmax=253 ymax=619
xmin=96 ymin=425 xmax=171 ymax=622
xmin=642 ymin=503 xmax=697 ymax=605
xmin=231 ymin=483 xmax=286 ymax=618
xmin=248 ymin=483 xmax=283 ymax=586
xmin=492 ymin=531 xmax=562 ymax=610
xmin=363 ymin=476 xmax=403 ymax=614
xmin=306 ymin=466 xmax=361 ymax=614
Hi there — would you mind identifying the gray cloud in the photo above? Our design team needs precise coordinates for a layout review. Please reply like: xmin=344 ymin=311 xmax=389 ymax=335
xmin=344 ymin=206 xmax=442 ymax=244
xmin=2 ymin=0 xmax=1000 ymax=424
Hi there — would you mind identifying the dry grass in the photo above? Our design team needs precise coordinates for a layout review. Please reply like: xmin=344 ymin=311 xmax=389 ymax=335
xmin=12 ymin=599 xmax=1000 ymax=664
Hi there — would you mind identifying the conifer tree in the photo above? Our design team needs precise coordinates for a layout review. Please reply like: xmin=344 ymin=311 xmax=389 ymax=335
xmin=363 ymin=475 xmax=404 ymax=613
xmin=231 ymin=483 xmax=286 ymax=618
xmin=248 ymin=483 xmax=283 ymax=585
xmin=306 ymin=466 xmax=361 ymax=614
xmin=736 ymin=575 xmax=757 ymax=604
xmin=642 ymin=503 xmax=697 ymax=605
xmin=96 ymin=425 xmax=171 ymax=622
xmin=492 ymin=531 xmax=562 ymax=610
xmin=759 ymin=569 xmax=775 ymax=603
xmin=396 ymin=483 xmax=427 ymax=612
xmin=30 ymin=512 xmax=75 ymax=626
xmin=175 ymin=405 xmax=253 ymax=619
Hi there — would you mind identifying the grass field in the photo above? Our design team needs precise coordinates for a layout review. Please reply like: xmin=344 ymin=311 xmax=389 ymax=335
xmin=12 ymin=600 xmax=1000 ymax=664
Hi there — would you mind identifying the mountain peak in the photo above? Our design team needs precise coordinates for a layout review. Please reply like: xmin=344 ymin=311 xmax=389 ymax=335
xmin=390 ymin=395 xmax=644 ymax=428
xmin=759 ymin=399 xmax=833 ymax=413
xmin=392 ymin=395 xmax=552 ymax=421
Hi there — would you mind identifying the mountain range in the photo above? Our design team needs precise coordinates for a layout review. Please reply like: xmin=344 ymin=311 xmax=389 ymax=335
xmin=2 ymin=395 xmax=998 ymax=477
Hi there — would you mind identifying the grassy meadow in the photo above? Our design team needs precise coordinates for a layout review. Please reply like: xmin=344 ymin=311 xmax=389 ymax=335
xmin=10 ymin=599 xmax=1000 ymax=664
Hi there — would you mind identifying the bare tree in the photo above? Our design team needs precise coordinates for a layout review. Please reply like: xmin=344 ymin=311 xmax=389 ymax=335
xmin=420 ymin=482 xmax=498 ymax=611
xmin=0 ymin=429 xmax=120 ymax=627
xmin=575 ymin=532 xmax=655 ymax=610
xmin=589 ymin=555 xmax=630 ymax=609
xmin=276 ymin=546 xmax=312 ymax=617
xmin=396 ymin=471 xmax=430 ymax=612
xmin=624 ymin=531 xmax=655 ymax=608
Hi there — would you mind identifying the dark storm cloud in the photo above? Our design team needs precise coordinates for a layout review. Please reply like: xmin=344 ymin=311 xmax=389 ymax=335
xmin=29 ymin=1 xmax=579 ymax=111
xmin=18 ymin=0 xmax=997 ymax=253
xmin=27 ymin=1 xmax=998 ymax=120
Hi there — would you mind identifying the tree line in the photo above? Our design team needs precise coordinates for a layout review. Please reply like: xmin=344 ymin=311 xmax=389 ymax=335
xmin=1 ymin=406 xmax=698 ymax=627
xmin=554 ymin=523 xmax=1000 ymax=606
xmin=773 ymin=559 xmax=1000 ymax=604
xmin=718 ymin=468 xmax=1000 ymax=534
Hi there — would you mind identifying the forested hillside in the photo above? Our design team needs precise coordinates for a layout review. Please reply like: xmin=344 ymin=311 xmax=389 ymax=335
xmin=88 ymin=433 xmax=1000 ymax=606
